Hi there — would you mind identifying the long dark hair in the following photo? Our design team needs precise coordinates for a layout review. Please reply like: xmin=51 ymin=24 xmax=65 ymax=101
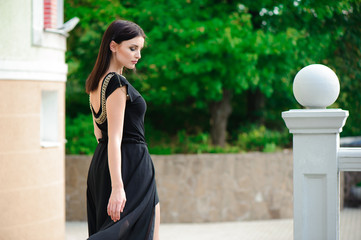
xmin=85 ymin=20 xmax=146 ymax=94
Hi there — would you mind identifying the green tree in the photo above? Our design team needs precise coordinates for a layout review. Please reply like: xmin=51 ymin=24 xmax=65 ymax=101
xmin=250 ymin=0 xmax=361 ymax=136
xmin=329 ymin=1 xmax=361 ymax=136
xmin=129 ymin=0 xmax=353 ymax=146
xmin=64 ymin=0 xmax=360 ymax=149
xmin=125 ymin=0 xmax=306 ymax=146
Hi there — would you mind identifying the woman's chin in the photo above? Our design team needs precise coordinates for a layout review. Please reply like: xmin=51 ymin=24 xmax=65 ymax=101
xmin=126 ymin=64 xmax=136 ymax=70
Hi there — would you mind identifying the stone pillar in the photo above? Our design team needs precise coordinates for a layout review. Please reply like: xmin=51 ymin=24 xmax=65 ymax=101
xmin=282 ymin=64 xmax=348 ymax=240
xmin=0 ymin=0 xmax=69 ymax=239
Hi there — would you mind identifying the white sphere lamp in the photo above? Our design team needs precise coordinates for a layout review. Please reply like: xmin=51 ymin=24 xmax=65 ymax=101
xmin=293 ymin=64 xmax=340 ymax=109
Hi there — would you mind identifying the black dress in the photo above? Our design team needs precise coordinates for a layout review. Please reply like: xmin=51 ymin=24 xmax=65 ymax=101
xmin=87 ymin=72 xmax=159 ymax=240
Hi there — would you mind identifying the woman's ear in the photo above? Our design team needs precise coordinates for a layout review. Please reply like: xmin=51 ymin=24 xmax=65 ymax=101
xmin=109 ymin=40 xmax=118 ymax=53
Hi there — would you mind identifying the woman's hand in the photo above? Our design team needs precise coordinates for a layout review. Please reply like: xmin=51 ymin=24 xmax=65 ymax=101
xmin=107 ymin=186 xmax=126 ymax=222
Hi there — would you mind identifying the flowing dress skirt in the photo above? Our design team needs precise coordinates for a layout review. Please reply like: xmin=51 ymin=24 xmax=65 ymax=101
xmin=87 ymin=139 xmax=159 ymax=240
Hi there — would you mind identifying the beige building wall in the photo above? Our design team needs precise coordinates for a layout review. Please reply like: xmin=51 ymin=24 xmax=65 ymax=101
xmin=0 ymin=0 xmax=67 ymax=239
xmin=0 ymin=81 xmax=66 ymax=239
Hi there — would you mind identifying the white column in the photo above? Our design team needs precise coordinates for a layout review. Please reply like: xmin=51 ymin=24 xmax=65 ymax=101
xmin=283 ymin=109 xmax=348 ymax=240
xmin=282 ymin=64 xmax=348 ymax=240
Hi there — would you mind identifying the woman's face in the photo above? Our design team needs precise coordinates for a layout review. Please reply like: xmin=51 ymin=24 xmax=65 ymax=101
xmin=111 ymin=36 xmax=144 ymax=70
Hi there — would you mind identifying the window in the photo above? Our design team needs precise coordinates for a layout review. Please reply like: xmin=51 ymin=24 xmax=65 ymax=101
xmin=44 ymin=0 xmax=63 ymax=29
xmin=32 ymin=0 xmax=64 ymax=46
xmin=40 ymin=90 xmax=59 ymax=147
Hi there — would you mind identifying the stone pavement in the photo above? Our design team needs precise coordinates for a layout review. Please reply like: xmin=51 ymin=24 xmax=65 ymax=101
xmin=66 ymin=208 xmax=361 ymax=240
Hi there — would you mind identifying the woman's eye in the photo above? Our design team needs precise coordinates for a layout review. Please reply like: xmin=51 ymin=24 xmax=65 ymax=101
xmin=130 ymin=47 xmax=136 ymax=51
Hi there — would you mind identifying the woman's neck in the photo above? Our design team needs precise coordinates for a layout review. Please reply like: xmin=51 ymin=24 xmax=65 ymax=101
xmin=108 ymin=59 xmax=124 ymax=75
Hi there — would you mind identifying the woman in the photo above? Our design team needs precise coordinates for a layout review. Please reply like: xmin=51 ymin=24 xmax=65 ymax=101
xmin=85 ymin=20 xmax=160 ymax=240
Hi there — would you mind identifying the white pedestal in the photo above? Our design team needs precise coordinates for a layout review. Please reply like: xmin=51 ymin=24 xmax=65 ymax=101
xmin=282 ymin=109 xmax=349 ymax=240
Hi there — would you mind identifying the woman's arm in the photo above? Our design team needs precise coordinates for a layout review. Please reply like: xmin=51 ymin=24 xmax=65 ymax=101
xmin=106 ymin=86 xmax=128 ymax=222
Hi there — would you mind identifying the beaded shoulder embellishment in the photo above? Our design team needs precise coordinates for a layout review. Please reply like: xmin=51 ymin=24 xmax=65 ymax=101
xmin=90 ymin=73 xmax=121 ymax=125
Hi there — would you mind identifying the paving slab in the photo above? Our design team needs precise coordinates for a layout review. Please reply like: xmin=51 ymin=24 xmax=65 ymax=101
xmin=66 ymin=208 xmax=361 ymax=240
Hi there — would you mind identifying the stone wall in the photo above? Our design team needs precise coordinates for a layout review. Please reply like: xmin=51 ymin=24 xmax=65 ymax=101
xmin=66 ymin=155 xmax=90 ymax=221
xmin=66 ymin=150 xmax=294 ymax=223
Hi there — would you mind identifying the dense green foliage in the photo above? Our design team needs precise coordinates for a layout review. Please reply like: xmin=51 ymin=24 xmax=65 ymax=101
xmin=66 ymin=113 xmax=290 ymax=154
xmin=64 ymin=0 xmax=361 ymax=154
xmin=66 ymin=114 xmax=97 ymax=155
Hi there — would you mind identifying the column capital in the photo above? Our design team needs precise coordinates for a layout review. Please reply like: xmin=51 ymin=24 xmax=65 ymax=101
xmin=282 ymin=109 xmax=349 ymax=134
